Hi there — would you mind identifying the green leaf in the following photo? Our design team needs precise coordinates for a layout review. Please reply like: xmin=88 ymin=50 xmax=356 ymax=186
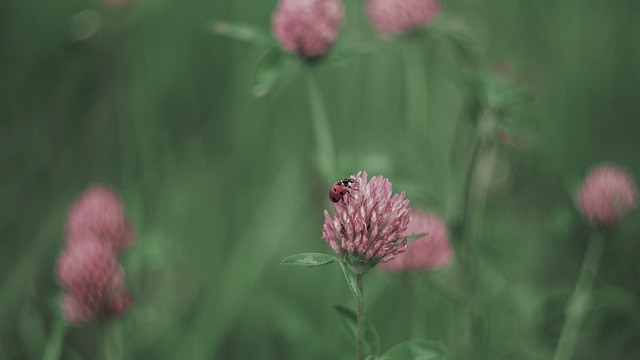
xmin=280 ymin=253 xmax=336 ymax=266
xmin=338 ymin=260 xmax=365 ymax=309
xmin=333 ymin=305 xmax=382 ymax=355
xmin=251 ymin=47 xmax=284 ymax=98
xmin=379 ymin=339 xmax=446 ymax=360
xmin=209 ymin=20 xmax=272 ymax=46
xmin=390 ymin=233 xmax=425 ymax=249
xmin=407 ymin=233 xmax=426 ymax=245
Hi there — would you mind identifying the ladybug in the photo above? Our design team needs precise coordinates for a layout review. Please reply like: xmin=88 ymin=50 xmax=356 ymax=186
xmin=329 ymin=178 xmax=356 ymax=203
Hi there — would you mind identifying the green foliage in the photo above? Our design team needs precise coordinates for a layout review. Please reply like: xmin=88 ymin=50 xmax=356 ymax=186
xmin=406 ymin=233 xmax=426 ymax=246
xmin=210 ymin=20 xmax=274 ymax=47
xmin=338 ymin=260 xmax=366 ymax=309
xmin=334 ymin=305 xmax=382 ymax=356
xmin=281 ymin=253 xmax=336 ymax=267
xmin=251 ymin=46 xmax=284 ymax=98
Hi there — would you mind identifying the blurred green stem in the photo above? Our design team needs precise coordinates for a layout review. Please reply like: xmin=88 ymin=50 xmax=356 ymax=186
xmin=41 ymin=315 xmax=67 ymax=360
xmin=470 ymin=141 xmax=497 ymax=240
xmin=458 ymin=245 xmax=480 ymax=358
xmin=306 ymin=69 xmax=336 ymax=182
xmin=405 ymin=271 xmax=423 ymax=339
xmin=455 ymin=106 xmax=492 ymax=358
xmin=116 ymin=101 xmax=134 ymax=190
xmin=553 ymin=230 xmax=604 ymax=360
xmin=356 ymin=274 xmax=365 ymax=360
xmin=102 ymin=321 xmax=123 ymax=360
xmin=459 ymin=124 xmax=481 ymax=241
xmin=403 ymin=40 xmax=429 ymax=136
xmin=459 ymin=108 xmax=499 ymax=242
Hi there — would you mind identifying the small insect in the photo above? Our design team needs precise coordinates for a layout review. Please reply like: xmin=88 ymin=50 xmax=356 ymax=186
xmin=329 ymin=177 xmax=356 ymax=203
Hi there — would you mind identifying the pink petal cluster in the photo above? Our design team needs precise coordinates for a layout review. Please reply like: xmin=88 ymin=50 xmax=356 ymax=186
xmin=322 ymin=171 xmax=411 ymax=265
xmin=272 ymin=0 xmax=345 ymax=58
xmin=58 ymin=239 xmax=132 ymax=323
xmin=380 ymin=211 xmax=453 ymax=272
xmin=57 ymin=186 xmax=134 ymax=324
xmin=366 ymin=0 xmax=440 ymax=36
xmin=66 ymin=186 xmax=134 ymax=254
xmin=577 ymin=164 xmax=637 ymax=227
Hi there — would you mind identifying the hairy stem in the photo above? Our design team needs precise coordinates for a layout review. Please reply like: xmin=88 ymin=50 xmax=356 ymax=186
xmin=553 ymin=230 xmax=604 ymax=360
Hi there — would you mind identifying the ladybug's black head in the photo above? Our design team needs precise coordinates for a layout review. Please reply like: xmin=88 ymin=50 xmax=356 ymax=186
xmin=339 ymin=178 xmax=355 ymax=186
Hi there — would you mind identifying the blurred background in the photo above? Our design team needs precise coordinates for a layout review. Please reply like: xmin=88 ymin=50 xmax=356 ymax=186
xmin=1 ymin=0 xmax=640 ymax=359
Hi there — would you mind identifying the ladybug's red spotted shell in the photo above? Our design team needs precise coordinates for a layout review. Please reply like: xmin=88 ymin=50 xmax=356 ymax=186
xmin=329 ymin=178 xmax=355 ymax=203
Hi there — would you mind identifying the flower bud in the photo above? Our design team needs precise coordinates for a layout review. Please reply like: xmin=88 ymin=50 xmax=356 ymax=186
xmin=57 ymin=238 xmax=132 ymax=323
xmin=272 ymin=0 xmax=345 ymax=58
xmin=366 ymin=0 xmax=440 ymax=36
xmin=577 ymin=164 xmax=637 ymax=227
xmin=66 ymin=186 xmax=134 ymax=254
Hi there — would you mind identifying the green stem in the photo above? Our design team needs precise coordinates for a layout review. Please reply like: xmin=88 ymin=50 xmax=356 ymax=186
xmin=553 ymin=230 xmax=604 ymax=360
xmin=306 ymin=69 xmax=336 ymax=182
xmin=406 ymin=272 xmax=423 ymax=339
xmin=457 ymin=245 xmax=479 ymax=359
xmin=458 ymin=127 xmax=481 ymax=242
xmin=116 ymin=88 xmax=134 ymax=190
xmin=403 ymin=40 xmax=429 ymax=136
xmin=469 ymin=141 xmax=497 ymax=241
xmin=356 ymin=274 xmax=365 ymax=360
xmin=102 ymin=321 xmax=123 ymax=360
xmin=455 ymin=107 xmax=487 ymax=359
xmin=41 ymin=316 xmax=67 ymax=360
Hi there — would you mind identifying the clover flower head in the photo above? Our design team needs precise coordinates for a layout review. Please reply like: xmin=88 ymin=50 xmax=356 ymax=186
xmin=272 ymin=0 xmax=345 ymax=58
xmin=322 ymin=171 xmax=411 ymax=269
xmin=65 ymin=186 xmax=134 ymax=254
xmin=57 ymin=238 xmax=132 ymax=324
xmin=366 ymin=0 xmax=440 ymax=36
xmin=577 ymin=163 xmax=637 ymax=227
xmin=380 ymin=211 xmax=453 ymax=272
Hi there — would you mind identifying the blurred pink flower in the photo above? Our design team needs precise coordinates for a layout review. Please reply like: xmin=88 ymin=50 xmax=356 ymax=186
xmin=66 ymin=186 xmax=134 ymax=254
xmin=322 ymin=171 xmax=411 ymax=267
xmin=61 ymin=294 xmax=93 ymax=324
xmin=577 ymin=164 xmax=637 ymax=227
xmin=366 ymin=0 xmax=440 ymax=36
xmin=380 ymin=212 xmax=453 ymax=272
xmin=272 ymin=0 xmax=344 ymax=58
xmin=57 ymin=238 xmax=132 ymax=324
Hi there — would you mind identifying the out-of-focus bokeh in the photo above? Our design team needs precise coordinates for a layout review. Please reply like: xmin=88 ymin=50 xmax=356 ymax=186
xmin=1 ymin=0 xmax=639 ymax=359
